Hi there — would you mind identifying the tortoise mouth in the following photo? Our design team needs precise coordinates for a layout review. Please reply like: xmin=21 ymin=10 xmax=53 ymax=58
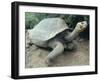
xmin=79 ymin=28 xmax=86 ymax=32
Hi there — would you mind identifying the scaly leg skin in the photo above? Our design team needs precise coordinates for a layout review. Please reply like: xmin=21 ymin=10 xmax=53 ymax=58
xmin=67 ymin=40 xmax=78 ymax=50
xmin=45 ymin=41 xmax=64 ymax=66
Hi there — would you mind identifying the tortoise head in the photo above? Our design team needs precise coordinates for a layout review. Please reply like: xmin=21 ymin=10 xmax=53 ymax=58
xmin=74 ymin=21 xmax=87 ymax=32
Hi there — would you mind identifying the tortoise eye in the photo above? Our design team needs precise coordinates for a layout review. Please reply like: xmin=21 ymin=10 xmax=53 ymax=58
xmin=81 ymin=22 xmax=84 ymax=24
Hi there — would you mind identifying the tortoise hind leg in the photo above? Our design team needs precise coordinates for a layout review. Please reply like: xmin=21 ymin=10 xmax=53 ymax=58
xmin=45 ymin=41 xmax=64 ymax=66
xmin=66 ymin=40 xmax=78 ymax=51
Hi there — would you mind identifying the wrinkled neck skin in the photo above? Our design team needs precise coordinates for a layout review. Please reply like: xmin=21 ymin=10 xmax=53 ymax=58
xmin=65 ymin=28 xmax=80 ymax=42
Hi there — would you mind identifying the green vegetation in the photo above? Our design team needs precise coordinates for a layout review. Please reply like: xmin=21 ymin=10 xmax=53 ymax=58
xmin=25 ymin=12 xmax=89 ymax=29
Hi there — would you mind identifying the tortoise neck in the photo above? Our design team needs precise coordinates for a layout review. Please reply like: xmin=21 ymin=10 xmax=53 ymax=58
xmin=65 ymin=28 xmax=80 ymax=41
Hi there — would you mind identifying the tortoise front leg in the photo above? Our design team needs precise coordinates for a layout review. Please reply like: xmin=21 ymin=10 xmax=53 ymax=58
xmin=45 ymin=41 xmax=64 ymax=66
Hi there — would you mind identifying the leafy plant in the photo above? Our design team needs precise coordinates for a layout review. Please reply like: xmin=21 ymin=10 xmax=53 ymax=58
xmin=25 ymin=12 xmax=89 ymax=29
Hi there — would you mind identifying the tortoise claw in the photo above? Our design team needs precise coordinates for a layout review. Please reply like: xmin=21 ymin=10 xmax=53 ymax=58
xmin=45 ymin=58 xmax=53 ymax=66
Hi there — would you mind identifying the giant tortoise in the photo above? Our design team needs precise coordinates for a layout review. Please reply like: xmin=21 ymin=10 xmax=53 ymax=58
xmin=27 ymin=18 xmax=87 ymax=65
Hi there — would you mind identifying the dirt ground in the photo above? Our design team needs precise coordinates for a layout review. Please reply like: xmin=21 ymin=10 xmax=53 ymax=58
xmin=25 ymin=40 xmax=89 ymax=68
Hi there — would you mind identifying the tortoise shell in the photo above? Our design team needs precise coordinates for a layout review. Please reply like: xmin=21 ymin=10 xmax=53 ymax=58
xmin=28 ymin=18 xmax=69 ymax=47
